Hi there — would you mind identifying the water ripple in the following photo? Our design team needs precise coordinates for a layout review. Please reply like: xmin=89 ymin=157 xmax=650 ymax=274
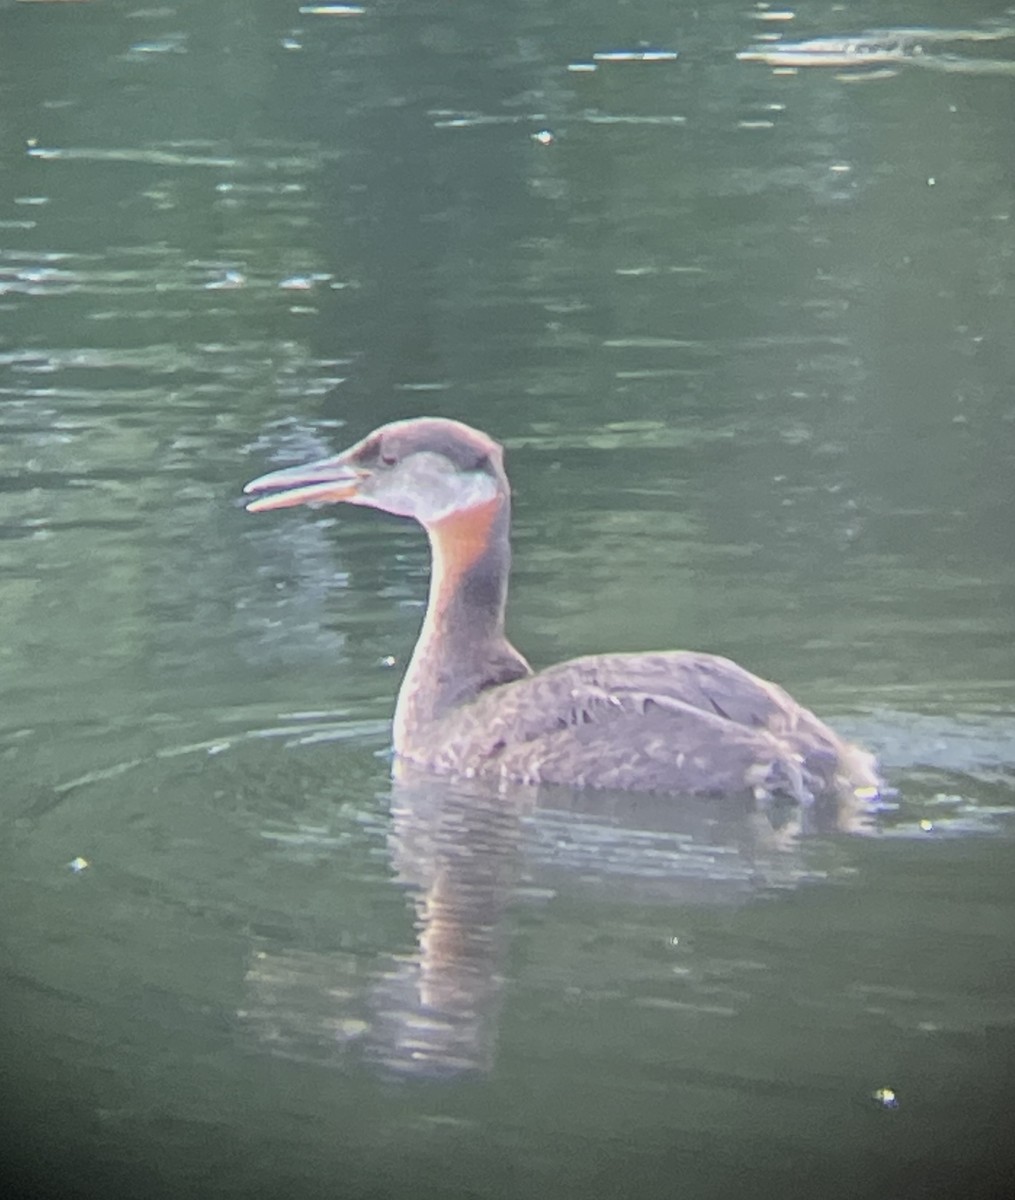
xmin=740 ymin=25 xmax=1015 ymax=77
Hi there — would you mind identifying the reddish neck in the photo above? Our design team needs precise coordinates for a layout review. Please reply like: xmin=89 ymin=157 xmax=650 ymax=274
xmin=429 ymin=498 xmax=504 ymax=608
xmin=393 ymin=496 xmax=529 ymax=750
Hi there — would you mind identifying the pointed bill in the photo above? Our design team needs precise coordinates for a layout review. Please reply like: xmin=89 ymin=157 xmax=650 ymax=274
xmin=243 ymin=455 xmax=364 ymax=512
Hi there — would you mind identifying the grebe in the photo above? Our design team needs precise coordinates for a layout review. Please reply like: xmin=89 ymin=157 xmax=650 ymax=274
xmin=244 ymin=418 xmax=881 ymax=803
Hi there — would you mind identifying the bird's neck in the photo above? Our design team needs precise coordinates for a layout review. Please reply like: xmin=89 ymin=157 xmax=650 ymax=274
xmin=393 ymin=496 xmax=530 ymax=752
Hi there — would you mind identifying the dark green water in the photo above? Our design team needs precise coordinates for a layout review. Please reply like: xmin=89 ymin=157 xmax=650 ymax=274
xmin=2 ymin=1 xmax=1014 ymax=1197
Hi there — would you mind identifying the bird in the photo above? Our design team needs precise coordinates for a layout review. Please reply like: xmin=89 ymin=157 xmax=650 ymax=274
xmin=244 ymin=417 xmax=882 ymax=806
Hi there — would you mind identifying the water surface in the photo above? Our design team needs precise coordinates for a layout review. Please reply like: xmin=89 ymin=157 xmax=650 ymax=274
xmin=2 ymin=0 xmax=1014 ymax=1197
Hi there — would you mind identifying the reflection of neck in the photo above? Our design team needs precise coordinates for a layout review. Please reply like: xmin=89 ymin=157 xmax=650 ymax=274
xmin=372 ymin=774 xmax=526 ymax=1075
xmin=393 ymin=496 xmax=530 ymax=752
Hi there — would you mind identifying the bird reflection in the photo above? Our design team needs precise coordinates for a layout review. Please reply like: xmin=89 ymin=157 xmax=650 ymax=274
xmin=364 ymin=770 xmax=527 ymax=1076
xmin=240 ymin=773 xmax=872 ymax=1077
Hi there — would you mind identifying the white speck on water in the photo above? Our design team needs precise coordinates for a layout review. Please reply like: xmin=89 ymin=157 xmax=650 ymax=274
xmin=205 ymin=270 xmax=245 ymax=290
xmin=298 ymin=4 xmax=366 ymax=13
xmin=593 ymin=49 xmax=679 ymax=63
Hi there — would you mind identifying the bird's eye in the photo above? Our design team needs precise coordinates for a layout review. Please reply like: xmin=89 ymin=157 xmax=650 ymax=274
xmin=380 ymin=449 xmax=398 ymax=467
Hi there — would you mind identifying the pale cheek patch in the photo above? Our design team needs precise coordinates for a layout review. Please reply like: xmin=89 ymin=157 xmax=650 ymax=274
xmin=427 ymin=470 xmax=499 ymax=522
xmin=394 ymin=460 xmax=498 ymax=524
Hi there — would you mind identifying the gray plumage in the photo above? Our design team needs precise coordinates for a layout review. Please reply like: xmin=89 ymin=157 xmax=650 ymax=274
xmin=245 ymin=417 xmax=883 ymax=807
xmin=399 ymin=650 xmax=880 ymax=802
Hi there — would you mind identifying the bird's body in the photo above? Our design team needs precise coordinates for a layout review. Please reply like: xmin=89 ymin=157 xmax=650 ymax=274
xmin=397 ymin=651 xmax=878 ymax=800
xmin=245 ymin=417 xmax=881 ymax=805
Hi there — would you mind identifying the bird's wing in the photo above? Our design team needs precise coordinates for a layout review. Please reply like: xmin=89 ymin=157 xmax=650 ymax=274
xmin=420 ymin=651 xmax=874 ymax=797
xmin=495 ymin=651 xmax=836 ymax=743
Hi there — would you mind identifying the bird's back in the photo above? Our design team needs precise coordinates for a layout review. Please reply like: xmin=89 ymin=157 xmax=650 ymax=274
xmin=397 ymin=650 xmax=881 ymax=803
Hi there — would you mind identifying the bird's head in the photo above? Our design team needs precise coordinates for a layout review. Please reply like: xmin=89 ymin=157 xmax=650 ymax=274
xmin=244 ymin=417 xmax=508 ymax=528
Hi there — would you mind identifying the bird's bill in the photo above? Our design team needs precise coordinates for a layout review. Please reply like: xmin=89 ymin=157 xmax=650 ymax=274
xmin=243 ymin=454 xmax=365 ymax=512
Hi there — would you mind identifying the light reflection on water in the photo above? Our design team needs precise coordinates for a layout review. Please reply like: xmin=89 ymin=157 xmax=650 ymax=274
xmin=739 ymin=24 xmax=1015 ymax=76
xmin=2 ymin=0 xmax=1015 ymax=1194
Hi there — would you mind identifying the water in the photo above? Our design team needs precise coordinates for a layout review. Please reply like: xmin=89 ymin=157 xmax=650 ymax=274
xmin=2 ymin=0 xmax=1014 ymax=1196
